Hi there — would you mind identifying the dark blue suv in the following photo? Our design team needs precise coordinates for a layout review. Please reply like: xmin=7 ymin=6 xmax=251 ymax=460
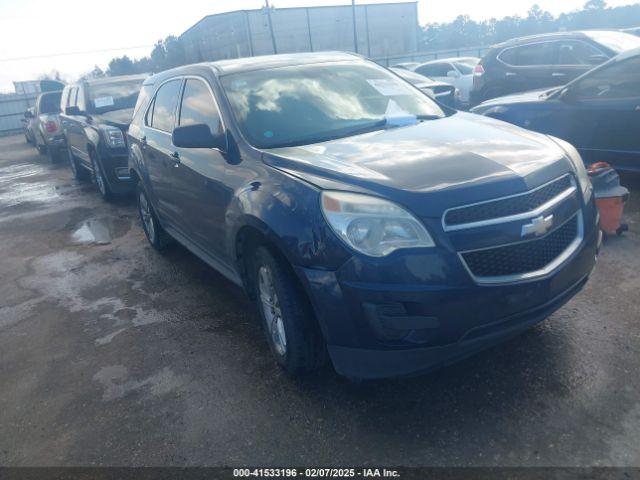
xmin=127 ymin=52 xmax=600 ymax=379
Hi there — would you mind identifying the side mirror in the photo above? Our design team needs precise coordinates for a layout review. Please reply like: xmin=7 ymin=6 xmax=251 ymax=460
xmin=447 ymin=70 xmax=460 ymax=78
xmin=24 ymin=110 xmax=34 ymax=119
xmin=65 ymin=106 xmax=82 ymax=116
xmin=172 ymin=123 xmax=226 ymax=150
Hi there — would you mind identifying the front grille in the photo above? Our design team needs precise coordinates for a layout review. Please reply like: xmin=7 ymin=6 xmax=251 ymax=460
xmin=444 ymin=175 xmax=573 ymax=227
xmin=461 ymin=215 xmax=578 ymax=278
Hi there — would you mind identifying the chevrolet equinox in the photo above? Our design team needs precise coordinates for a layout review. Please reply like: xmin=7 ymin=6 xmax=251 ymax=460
xmin=127 ymin=52 xmax=600 ymax=379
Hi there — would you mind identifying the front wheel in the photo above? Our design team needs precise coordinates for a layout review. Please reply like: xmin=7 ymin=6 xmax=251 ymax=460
xmin=251 ymin=246 xmax=325 ymax=376
xmin=90 ymin=151 xmax=113 ymax=202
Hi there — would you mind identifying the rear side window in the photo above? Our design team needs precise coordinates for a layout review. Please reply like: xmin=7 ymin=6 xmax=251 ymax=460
xmin=178 ymin=79 xmax=222 ymax=136
xmin=574 ymin=56 xmax=640 ymax=99
xmin=149 ymin=80 xmax=182 ymax=132
xmin=68 ymin=87 xmax=79 ymax=107
xmin=132 ymin=84 xmax=154 ymax=126
xmin=499 ymin=42 xmax=555 ymax=66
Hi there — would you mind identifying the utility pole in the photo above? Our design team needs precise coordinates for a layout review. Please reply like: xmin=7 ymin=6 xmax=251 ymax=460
xmin=265 ymin=0 xmax=278 ymax=54
xmin=351 ymin=0 xmax=358 ymax=53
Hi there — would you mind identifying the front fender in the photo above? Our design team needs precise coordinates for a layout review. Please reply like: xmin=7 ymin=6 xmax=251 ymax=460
xmin=225 ymin=169 xmax=350 ymax=271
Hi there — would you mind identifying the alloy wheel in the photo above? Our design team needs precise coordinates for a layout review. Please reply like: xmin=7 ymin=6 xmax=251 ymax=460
xmin=258 ymin=265 xmax=287 ymax=357
xmin=138 ymin=190 xmax=156 ymax=243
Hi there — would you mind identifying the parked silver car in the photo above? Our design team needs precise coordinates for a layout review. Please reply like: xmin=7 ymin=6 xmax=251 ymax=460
xmin=32 ymin=90 xmax=65 ymax=162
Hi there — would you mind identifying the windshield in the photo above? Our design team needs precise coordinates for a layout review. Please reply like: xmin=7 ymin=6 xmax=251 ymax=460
xmin=39 ymin=92 xmax=61 ymax=114
xmin=221 ymin=62 xmax=445 ymax=149
xmin=87 ymin=79 xmax=144 ymax=114
xmin=586 ymin=31 xmax=640 ymax=53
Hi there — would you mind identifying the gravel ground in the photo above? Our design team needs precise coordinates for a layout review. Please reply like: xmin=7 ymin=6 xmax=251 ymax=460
xmin=0 ymin=133 xmax=639 ymax=467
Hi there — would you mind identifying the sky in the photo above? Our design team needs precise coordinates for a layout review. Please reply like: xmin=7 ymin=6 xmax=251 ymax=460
xmin=0 ymin=0 xmax=638 ymax=92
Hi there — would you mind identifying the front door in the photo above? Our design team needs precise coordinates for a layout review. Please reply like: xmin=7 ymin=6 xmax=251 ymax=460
xmin=561 ymin=54 xmax=640 ymax=171
xmin=171 ymin=77 xmax=231 ymax=260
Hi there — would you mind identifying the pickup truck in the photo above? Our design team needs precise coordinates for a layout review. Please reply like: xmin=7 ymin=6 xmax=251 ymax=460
xmin=28 ymin=90 xmax=65 ymax=162
xmin=60 ymin=74 xmax=147 ymax=200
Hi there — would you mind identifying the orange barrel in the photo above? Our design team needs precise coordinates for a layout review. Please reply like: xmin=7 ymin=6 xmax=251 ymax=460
xmin=588 ymin=162 xmax=629 ymax=235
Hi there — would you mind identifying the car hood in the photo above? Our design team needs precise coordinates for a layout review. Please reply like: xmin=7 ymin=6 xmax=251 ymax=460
xmin=92 ymin=108 xmax=135 ymax=130
xmin=263 ymin=112 xmax=572 ymax=217
xmin=472 ymin=89 xmax=552 ymax=110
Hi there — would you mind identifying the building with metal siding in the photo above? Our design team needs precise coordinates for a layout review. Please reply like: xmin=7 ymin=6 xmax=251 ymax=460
xmin=180 ymin=2 xmax=419 ymax=63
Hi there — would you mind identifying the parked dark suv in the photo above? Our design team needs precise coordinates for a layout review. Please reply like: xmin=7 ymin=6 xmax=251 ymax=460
xmin=471 ymin=30 xmax=640 ymax=105
xmin=471 ymin=48 xmax=640 ymax=172
xmin=128 ymin=52 xmax=600 ymax=379
xmin=60 ymin=74 xmax=147 ymax=200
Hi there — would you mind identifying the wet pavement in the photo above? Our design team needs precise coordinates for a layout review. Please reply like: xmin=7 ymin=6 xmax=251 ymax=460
xmin=1 ymin=133 xmax=639 ymax=467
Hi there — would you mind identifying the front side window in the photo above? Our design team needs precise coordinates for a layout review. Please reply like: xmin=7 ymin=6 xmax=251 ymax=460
xmin=178 ymin=79 xmax=222 ymax=136
xmin=150 ymin=80 xmax=182 ymax=133
xmin=221 ymin=62 xmax=445 ymax=149
xmin=87 ymin=79 xmax=144 ymax=114
xmin=573 ymin=56 xmax=640 ymax=99
xmin=557 ymin=41 xmax=603 ymax=66
xmin=500 ymin=42 xmax=555 ymax=66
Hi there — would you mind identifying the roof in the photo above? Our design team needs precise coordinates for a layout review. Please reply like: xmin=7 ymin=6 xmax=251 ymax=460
xmin=493 ymin=30 xmax=593 ymax=49
xmin=181 ymin=2 xmax=417 ymax=38
xmin=145 ymin=52 xmax=364 ymax=84
xmin=83 ymin=73 xmax=148 ymax=87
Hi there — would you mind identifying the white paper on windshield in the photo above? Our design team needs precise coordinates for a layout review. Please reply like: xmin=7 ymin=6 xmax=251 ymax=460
xmin=384 ymin=100 xmax=417 ymax=127
xmin=367 ymin=79 xmax=411 ymax=96
xmin=94 ymin=96 xmax=114 ymax=108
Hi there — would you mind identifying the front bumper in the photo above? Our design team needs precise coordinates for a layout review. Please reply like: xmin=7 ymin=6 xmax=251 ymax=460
xmin=297 ymin=207 xmax=599 ymax=379
xmin=98 ymin=146 xmax=134 ymax=194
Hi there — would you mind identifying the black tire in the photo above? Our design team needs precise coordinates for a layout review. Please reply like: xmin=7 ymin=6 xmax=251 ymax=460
xmin=137 ymin=183 xmax=172 ymax=251
xmin=251 ymin=246 xmax=325 ymax=376
xmin=67 ymin=147 xmax=89 ymax=181
xmin=90 ymin=150 xmax=113 ymax=202
xmin=37 ymin=144 xmax=47 ymax=155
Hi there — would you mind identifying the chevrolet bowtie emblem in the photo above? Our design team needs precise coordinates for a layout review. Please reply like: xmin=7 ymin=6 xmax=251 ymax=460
xmin=522 ymin=214 xmax=554 ymax=237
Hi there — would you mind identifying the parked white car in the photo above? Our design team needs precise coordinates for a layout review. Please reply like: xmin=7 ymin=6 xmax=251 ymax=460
xmin=413 ymin=57 xmax=479 ymax=108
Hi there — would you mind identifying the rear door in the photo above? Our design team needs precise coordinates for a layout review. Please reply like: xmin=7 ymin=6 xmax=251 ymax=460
xmin=141 ymin=78 xmax=183 ymax=224
xmin=561 ymin=55 xmax=640 ymax=171
xmin=172 ymin=77 xmax=230 ymax=258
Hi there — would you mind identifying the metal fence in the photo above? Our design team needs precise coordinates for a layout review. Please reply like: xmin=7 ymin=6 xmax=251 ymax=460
xmin=0 ymin=93 xmax=37 ymax=136
xmin=373 ymin=45 xmax=492 ymax=66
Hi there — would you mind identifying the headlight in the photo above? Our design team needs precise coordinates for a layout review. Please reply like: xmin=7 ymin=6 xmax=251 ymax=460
xmin=321 ymin=191 xmax=434 ymax=257
xmin=103 ymin=127 xmax=125 ymax=148
xmin=548 ymin=135 xmax=592 ymax=202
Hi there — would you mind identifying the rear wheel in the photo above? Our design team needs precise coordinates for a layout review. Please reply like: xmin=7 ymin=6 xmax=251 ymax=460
xmin=37 ymin=144 xmax=47 ymax=155
xmin=137 ymin=184 xmax=172 ymax=251
xmin=251 ymin=246 xmax=325 ymax=376
xmin=90 ymin=151 xmax=113 ymax=202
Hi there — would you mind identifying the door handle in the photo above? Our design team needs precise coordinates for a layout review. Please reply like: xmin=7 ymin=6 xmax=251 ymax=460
xmin=170 ymin=151 xmax=180 ymax=167
xmin=552 ymin=72 xmax=566 ymax=77
xmin=505 ymin=72 xmax=517 ymax=77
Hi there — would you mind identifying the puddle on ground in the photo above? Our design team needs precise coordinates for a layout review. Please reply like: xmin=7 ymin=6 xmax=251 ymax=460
xmin=72 ymin=218 xmax=112 ymax=245
xmin=0 ymin=163 xmax=61 ymax=207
